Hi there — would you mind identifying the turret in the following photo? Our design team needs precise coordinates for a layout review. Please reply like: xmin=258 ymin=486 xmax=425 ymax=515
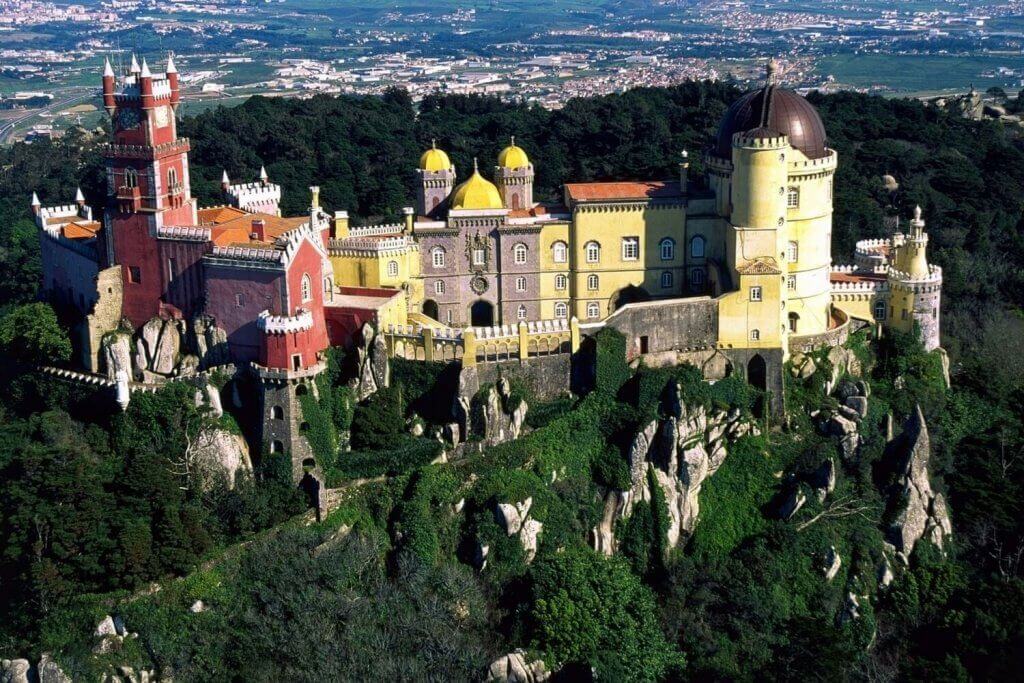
xmin=102 ymin=58 xmax=116 ymax=115
xmin=129 ymin=53 xmax=140 ymax=76
xmin=139 ymin=58 xmax=154 ymax=110
xmin=494 ymin=136 xmax=534 ymax=210
xmin=679 ymin=149 xmax=689 ymax=196
xmin=901 ymin=205 xmax=930 ymax=279
xmin=30 ymin=192 xmax=40 ymax=216
xmin=75 ymin=187 xmax=85 ymax=208
xmin=166 ymin=53 xmax=180 ymax=109
xmin=221 ymin=170 xmax=230 ymax=193
xmin=416 ymin=139 xmax=455 ymax=216
xmin=260 ymin=165 xmax=269 ymax=186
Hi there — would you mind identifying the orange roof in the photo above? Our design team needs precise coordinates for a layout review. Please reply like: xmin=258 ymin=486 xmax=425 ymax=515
xmin=565 ymin=180 xmax=683 ymax=202
xmin=197 ymin=205 xmax=249 ymax=225
xmin=61 ymin=221 xmax=101 ymax=239
xmin=209 ymin=212 xmax=308 ymax=247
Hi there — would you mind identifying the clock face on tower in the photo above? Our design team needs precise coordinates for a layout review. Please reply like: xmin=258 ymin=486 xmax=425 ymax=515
xmin=154 ymin=105 xmax=170 ymax=128
xmin=116 ymin=107 xmax=141 ymax=131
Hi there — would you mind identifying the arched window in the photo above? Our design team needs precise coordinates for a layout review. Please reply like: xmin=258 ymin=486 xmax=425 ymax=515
xmin=123 ymin=168 xmax=138 ymax=189
xmin=690 ymin=269 xmax=705 ymax=287
xmin=431 ymin=247 xmax=445 ymax=268
xmin=787 ymin=186 xmax=800 ymax=208
xmin=435 ymin=280 xmax=445 ymax=295
xmin=750 ymin=329 xmax=760 ymax=341
xmin=873 ymin=300 xmax=887 ymax=320
xmin=786 ymin=275 xmax=796 ymax=291
xmin=517 ymin=304 xmax=527 ymax=320
xmin=587 ymin=274 xmax=599 ymax=291
xmin=788 ymin=312 xmax=800 ymax=333
xmin=552 ymin=241 xmax=568 ymax=263
xmin=659 ymin=238 xmax=675 ymax=261
xmin=387 ymin=260 xmax=399 ymax=277
xmin=661 ymin=271 xmax=673 ymax=289
xmin=167 ymin=167 xmax=178 ymax=188
xmin=323 ymin=277 xmax=333 ymax=301
xmin=586 ymin=302 xmax=600 ymax=319
xmin=513 ymin=243 xmax=528 ymax=265
xmin=554 ymin=302 xmax=568 ymax=318
xmin=585 ymin=241 xmax=601 ymax=263
xmin=787 ymin=241 xmax=799 ymax=262
xmin=555 ymin=274 xmax=567 ymax=290
xmin=271 ymin=405 xmax=284 ymax=420
xmin=300 ymin=273 xmax=312 ymax=302
xmin=690 ymin=235 xmax=705 ymax=258
xmin=516 ymin=276 xmax=527 ymax=292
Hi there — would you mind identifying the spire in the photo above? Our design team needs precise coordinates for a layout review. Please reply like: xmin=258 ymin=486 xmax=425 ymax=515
xmin=75 ymin=187 xmax=85 ymax=203
xmin=221 ymin=169 xmax=230 ymax=189
xmin=130 ymin=53 xmax=140 ymax=74
xmin=766 ymin=57 xmax=779 ymax=85
xmin=913 ymin=205 xmax=922 ymax=221
xmin=103 ymin=57 xmax=114 ymax=77
xmin=510 ymin=135 xmax=516 ymax=146
xmin=140 ymin=58 xmax=151 ymax=78
xmin=431 ymin=138 xmax=437 ymax=149
xmin=259 ymin=165 xmax=268 ymax=182
xmin=31 ymin=192 xmax=40 ymax=207
xmin=473 ymin=157 xmax=479 ymax=174
xmin=166 ymin=52 xmax=177 ymax=74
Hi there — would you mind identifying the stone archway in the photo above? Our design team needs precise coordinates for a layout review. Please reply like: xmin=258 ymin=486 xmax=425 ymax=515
xmin=422 ymin=299 xmax=439 ymax=321
xmin=470 ymin=300 xmax=494 ymax=327
xmin=747 ymin=353 xmax=767 ymax=392
xmin=610 ymin=285 xmax=650 ymax=312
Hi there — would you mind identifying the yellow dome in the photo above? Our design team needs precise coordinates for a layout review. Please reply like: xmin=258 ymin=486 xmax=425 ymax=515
xmin=451 ymin=160 xmax=503 ymax=210
xmin=419 ymin=140 xmax=451 ymax=172
xmin=497 ymin=136 xmax=530 ymax=169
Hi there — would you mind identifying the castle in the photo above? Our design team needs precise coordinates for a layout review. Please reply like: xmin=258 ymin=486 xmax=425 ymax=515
xmin=34 ymin=57 xmax=941 ymax=481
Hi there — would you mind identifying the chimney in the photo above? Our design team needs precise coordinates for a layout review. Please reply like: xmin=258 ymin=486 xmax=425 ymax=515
xmin=251 ymin=218 xmax=267 ymax=242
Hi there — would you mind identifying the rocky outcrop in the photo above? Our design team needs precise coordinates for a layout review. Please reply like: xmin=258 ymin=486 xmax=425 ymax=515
xmin=135 ymin=317 xmax=185 ymax=379
xmin=36 ymin=655 xmax=70 ymax=683
xmin=102 ymin=330 xmax=133 ymax=381
xmin=351 ymin=323 xmax=390 ymax=401
xmin=604 ymin=382 xmax=756 ymax=553
xmin=191 ymin=314 xmax=229 ymax=367
xmin=1 ymin=659 xmax=31 ymax=683
xmin=819 ymin=378 xmax=871 ymax=461
xmin=887 ymin=406 xmax=953 ymax=557
xmin=495 ymin=497 xmax=543 ymax=563
xmin=789 ymin=352 xmax=817 ymax=380
xmin=473 ymin=378 xmax=528 ymax=447
xmin=824 ymin=546 xmax=842 ymax=582
xmin=192 ymin=428 xmax=253 ymax=490
xmin=486 ymin=650 xmax=549 ymax=683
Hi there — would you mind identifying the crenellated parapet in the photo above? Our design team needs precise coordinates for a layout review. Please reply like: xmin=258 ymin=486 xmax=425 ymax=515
xmin=257 ymin=308 xmax=315 ymax=335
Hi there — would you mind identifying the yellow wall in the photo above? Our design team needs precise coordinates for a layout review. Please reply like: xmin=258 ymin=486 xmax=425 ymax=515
xmin=717 ymin=271 xmax=784 ymax=348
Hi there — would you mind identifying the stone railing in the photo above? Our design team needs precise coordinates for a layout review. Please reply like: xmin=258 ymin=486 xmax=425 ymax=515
xmin=788 ymin=306 xmax=851 ymax=354
xmin=157 ymin=225 xmax=211 ymax=242
xmin=384 ymin=317 xmax=580 ymax=365
xmin=349 ymin=223 xmax=404 ymax=237
xmin=257 ymin=308 xmax=314 ymax=335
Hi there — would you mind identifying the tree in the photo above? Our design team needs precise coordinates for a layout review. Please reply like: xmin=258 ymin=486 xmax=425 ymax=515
xmin=0 ymin=302 xmax=72 ymax=366
xmin=525 ymin=548 xmax=683 ymax=681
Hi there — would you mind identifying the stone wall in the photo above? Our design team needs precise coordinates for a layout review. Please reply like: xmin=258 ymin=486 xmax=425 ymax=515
xmin=475 ymin=353 xmax=572 ymax=402
xmin=81 ymin=266 xmax=124 ymax=373
xmin=602 ymin=297 xmax=719 ymax=358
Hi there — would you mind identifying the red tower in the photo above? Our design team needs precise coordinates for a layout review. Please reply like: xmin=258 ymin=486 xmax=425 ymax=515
xmin=103 ymin=54 xmax=196 ymax=326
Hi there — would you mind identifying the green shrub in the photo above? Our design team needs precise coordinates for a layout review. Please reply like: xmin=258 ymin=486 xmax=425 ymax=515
xmin=350 ymin=386 xmax=405 ymax=450
xmin=297 ymin=390 xmax=338 ymax=470
xmin=326 ymin=437 xmax=442 ymax=484
xmin=593 ymin=327 xmax=631 ymax=395
xmin=391 ymin=358 xmax=459 ymax=423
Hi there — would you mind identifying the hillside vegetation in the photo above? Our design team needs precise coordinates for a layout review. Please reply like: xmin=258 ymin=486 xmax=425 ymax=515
xmin=0 ymin=84 xmax=1023 ymax=679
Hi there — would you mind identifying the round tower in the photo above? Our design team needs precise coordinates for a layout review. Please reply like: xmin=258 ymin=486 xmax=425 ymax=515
xmin=416 ymin=140 xmax=455 ymax=217
xmin=888 ymin=206 xmax=942 ymax=350
xmin=494 ymin=136 xmax=534 ymax=210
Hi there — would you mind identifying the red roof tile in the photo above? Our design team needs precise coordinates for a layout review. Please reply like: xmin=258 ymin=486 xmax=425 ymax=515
xmin=565 ymin=180 xmax=683 ymax=202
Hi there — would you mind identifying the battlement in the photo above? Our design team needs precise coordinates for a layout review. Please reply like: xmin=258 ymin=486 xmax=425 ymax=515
xmin=787 ymin=148 xmax=837 ymax=172
xmin=258 ymin=308 xmax=315 ymax=335
xmin=104 ymin=138 xmax=190 ymax=161
xmin=348 ymin=223 xmax=405 ymax=237
xmin=38 ymin=203 xmax=92 ymax=225
xmin=734 ymin=131 xmax=788 ymax=150
xmin=208 ymin=244 xmax=284 ymax=265
xmin=888 ymin=264 xmax=942 ymax=284
xmin=385 ymin=317 xmax=578 ymax=366
xmin=831 ymin=264 xmax=888 ymax=275
xmin=329 ymin=235 xmax=412 ymax=255
xmin=156 ymin=225 xmax=211 ymax=242
xmin=226 ymin=182 xmax=281 ymax=209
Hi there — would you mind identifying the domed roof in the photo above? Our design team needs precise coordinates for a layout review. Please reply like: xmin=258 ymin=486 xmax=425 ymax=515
xmin=419 ymin=140 xmax=451 ymax=172
xmin=715 ymin=62 xmax=828 ymax=160
xmin=451 ymin=160 xmax=504 ymax=210
xmin=498 ymin=136 xmax=530 ymax=169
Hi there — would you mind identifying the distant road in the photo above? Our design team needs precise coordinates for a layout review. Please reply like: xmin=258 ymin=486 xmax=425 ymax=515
xmin=0 ymin=90 xmax=96 ymax=144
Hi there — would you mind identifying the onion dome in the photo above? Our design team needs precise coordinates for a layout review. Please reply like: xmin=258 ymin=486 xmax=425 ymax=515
xmin=419 ymin=139 xmax=452 ymax=172
xmin=715 ymin=59 xmax=828 ymax=160
xmin=497 ymin=136 xmax=530 ymax=169
xmin=451 ymin=159 xmax=503 ymax=210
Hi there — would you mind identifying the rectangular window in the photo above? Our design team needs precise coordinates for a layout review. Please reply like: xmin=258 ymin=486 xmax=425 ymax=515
xmin=473 ymin=248 xmax=486 ymax=266
xmin=621 ymin=237 xmax=639 ymax=261
xmin=787 ymin=275 xmax=796 ymax=291
xmin=787 ymin=187 xmax=799 ymax=208
xmin=787 ymin=241 xmax=799 ymax=261
xmin=516 ymin=276 xmax=526 ymax=292
xmin=128 ymin=266 xmax=141 ymax=284
xmin=291 ymin=354 xmax=302 ymax=371
xmin=446 ymin=310 xmax=453 ymax=324
xmin=750 ymin=286 xmax=763 ymax=302
xmin=235 ymin=293 xmax=245 ymax=307
xmin=167 ymin=258 xmax=176 ymax=282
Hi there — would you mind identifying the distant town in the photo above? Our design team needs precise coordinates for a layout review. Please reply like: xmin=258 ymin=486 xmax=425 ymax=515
xmin=1 ymin=0 xmax=1023 ymax=142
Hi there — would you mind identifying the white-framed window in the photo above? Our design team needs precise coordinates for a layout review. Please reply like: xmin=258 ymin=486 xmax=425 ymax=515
xmin=750 ymin=286 xmax=762 ymax=302
xmin=554 ymin=302 xmax=568 ymax=318
xmin=516 ymin=276 xmax=527 ymax=292
xmin=750 ymin=329 xmax=760 ymax=341
xmin=323 ymin=276 xmax=333 ymax=298
xmin=235 ymin=293 xmax=245 ymax=307
xmin=300 ymin=273 xmax=312 ymax=302
xmin=690 ymin=235 xmax=705 ymax=258
xmin=787 ymin=241 xmax=799 ymax=262
xmin=167 ymin=167 xmax=177 ymax=188
xmin=787 ymin=186 xmax=799 ymax=208
xmin=446 ymin=310 xmax=453 ymax=324
xmin=432 ymin=247 xmax=445 ymax=268
xmin=517 ymin=304 xmax=527 ymax=320
xmin=587 ymin=274 xmax=599 ymax=291
xmin=123 ymin=168 xmax=138 ymax=189
xmin=789 ymin=312 xmax=800 ymax=333
xmin=513 ymin=242 xmax=528 ymax=265
xmin=659 ymin=238 xmax=675 ymax=261
xmin=552 ymin=241 xmax=568 ymax=263
xmin=661 ymin=271 xmax=673 ymax=289
xmin=621 ymin=236 xmax=639 ymax=261
xmin=435 ymin=280 xmax=445 ymax=295
xmin=472 ymin=248 xmax=486 ymax=266
xmin=690 ymin=268 xmax=705 ymax=287
xmin=587 ymin=302 xmax=600 ymax=319
xmin=787 ymin=275 xmax=796 ymax=291
xmin=387 ymin=260 xmax=398 ymax=277
xmin=555 ymin=274 xmax=567 ymax=290
xmin=585 ymin=241 xmax=601 ymax=263
xmin=874 ymin=300 xmax=887 ymax=320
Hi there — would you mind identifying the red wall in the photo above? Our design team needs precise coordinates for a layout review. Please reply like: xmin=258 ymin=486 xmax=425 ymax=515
xmin=204 ymin=264 xmax=285 ymax=363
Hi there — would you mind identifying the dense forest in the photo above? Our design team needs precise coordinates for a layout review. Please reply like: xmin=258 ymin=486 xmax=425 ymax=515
xmin=1 ymin=83 xmax=1023 ymax=680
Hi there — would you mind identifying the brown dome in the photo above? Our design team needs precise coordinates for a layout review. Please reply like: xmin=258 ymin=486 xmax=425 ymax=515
xmin=715 ymin=85 xmax=828 ymax=160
